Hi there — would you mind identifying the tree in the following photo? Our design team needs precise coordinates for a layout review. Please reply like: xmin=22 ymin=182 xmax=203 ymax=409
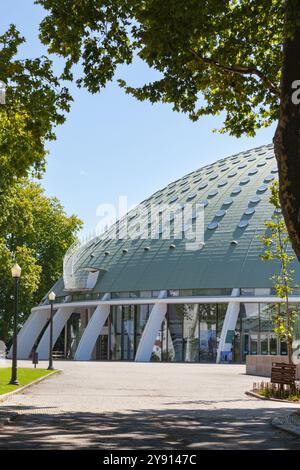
xmin=261 ymin=182 xmax=297 ymax=364
xmin=0 ymin=25 xmax=72 ymax=192
xmin=36 ymin=0 xmax=300 ymax=259
xmin=0 ymin=179 xmax=82 ymax=344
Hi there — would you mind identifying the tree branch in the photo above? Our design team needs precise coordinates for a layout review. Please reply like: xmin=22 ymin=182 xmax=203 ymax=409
xmin=188 ymin=48 xmax=281 ymax=98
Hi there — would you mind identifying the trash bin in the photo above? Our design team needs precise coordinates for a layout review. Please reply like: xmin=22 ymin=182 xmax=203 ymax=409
xmin=32 ymin=351 xmax=39 ymax=368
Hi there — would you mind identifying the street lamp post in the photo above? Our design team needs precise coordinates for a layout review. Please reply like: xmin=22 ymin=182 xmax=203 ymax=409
xmin=10 ymin=263 xmax=21 ymax=385
xmin=48 ymin=291 xmax=56 ymax=370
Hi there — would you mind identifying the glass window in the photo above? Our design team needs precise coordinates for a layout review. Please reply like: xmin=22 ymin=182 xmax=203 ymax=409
xmin=167 ymin=305 xmax=184 ymax=361
xmin=199 ymin=304 xmax=217 ymax=362
xmin=183 ymin=304 xmax=200 ymax=362
xmin=110 ymin=305 xmax=152 ymax=360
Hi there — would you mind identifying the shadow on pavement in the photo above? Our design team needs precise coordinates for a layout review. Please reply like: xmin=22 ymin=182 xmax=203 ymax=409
xmin=0 ymin=405 xmax=300 ymax=450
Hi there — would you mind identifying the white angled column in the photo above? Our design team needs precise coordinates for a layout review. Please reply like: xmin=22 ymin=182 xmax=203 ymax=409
xmin=216 ymin=288 xmax=240 ymax=363
xmin=36 ymin=306 xmax=74 ymax=359
xmin=74 ymin=294 xmax=110 ymax=361
xmin=7 ymin=309 xmax=50 ymax=360
xmin=135 ymin=290 xmax=167 ymax=362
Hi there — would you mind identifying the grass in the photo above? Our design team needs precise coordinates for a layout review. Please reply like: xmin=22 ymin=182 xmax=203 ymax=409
xmin=253 ymin=380 xmax=300 ymax=402
xmin=257 ymin=387 xmax=300 ymax=401
xmin=0 ymin=367 xmax=54 ymax=395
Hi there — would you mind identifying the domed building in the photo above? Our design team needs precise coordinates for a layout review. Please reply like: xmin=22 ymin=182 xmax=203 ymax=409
xmin=14 ymin=144 xmax=300 ymax=363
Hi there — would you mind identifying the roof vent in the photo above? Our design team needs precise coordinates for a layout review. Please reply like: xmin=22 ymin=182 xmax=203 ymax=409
xmin=215 ymin=209 xmax=226 ymax=217
xmin=169 ymin=244 xmax=176 ymax=249
xmin=231 ymin=240 xmax=238 ymax=246
xmin=238 ymin=220 xmax=249 ymax=228
xmin=122 ymin=249 xmax=128 ymax=254
xmin=223 ymin=198 xmax=233 ymax=206
xmin=187 ymin=192 xmax=197 ymax=201
xmin=144 ymin=246 xmax=150 ymax=251
xmin=244 ymin=207 xmax=255 ymax=216
xmin=257 ymin=184 xmax=268 ymax=193
xmin=207 ymin=221 xmax=219 ymax=230
xmin=105 ymin=251 xmax=110 ymax=256
xmin=231 ymin=187 xmax=241 ymax=195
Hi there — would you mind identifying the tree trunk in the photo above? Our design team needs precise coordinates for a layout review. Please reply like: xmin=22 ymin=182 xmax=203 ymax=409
xmin=274 ymin=0 xmax=300 ymax=261
xmin=287 ymin=337 xmax=293 ymax=364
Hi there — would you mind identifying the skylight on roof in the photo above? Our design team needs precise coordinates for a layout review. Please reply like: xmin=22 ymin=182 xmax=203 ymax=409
xmin=223 ymin=198 xmax=233 ymax=206
xmin=207 ymin=221 xmax=219 ymax=230
xmin=240 ymin=177 xmax=250 ymax=185
xmin=208 ymin=189 xmax=218 ymax=197
xmin=244 ymin=207 xmax=255 ymax=215
xmin=238 ymin=220 xmax=249 ymax=228
xmin=249 ymin=196 xmax=261 ymax=204
xmin=232 ymin=187 xmax=241 ymax=195
xmin=215 ymin=209 xmax=226 ymax=217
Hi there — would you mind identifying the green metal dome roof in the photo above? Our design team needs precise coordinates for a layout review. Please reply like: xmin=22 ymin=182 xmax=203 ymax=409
xmin=54 ymin=144 xmax=300 ymax=296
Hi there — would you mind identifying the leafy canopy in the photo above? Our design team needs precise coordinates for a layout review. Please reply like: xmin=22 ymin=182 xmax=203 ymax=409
xmin=0 ymin=25 xmax=72 ymax=190
xmin=37 ymin=0 xmax=283 ymax=136
xmin=0 ymin=179 xmax=82 ymax=344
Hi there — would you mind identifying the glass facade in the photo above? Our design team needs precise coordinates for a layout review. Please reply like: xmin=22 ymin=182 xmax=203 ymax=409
xmin=155 ymin=304 xmax=227 ymax=363
xmin=52 ymin=301 xmax=300 ymax=363
xmin=53 ymin=312 xmax=86 ymax=359
xmin=237 ymin=303 xmax=300 ymax=362
xmin=93 ymin=304 xmax=152 ymax=361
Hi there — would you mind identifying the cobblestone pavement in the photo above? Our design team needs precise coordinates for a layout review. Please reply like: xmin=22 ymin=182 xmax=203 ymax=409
xmin=0 ymin=361 xmax=300 ymax=449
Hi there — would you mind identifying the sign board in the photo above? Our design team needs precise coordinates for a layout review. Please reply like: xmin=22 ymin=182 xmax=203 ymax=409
xmin=271 ymin=362 xmax=296 ymax=386
xmin=225 ymin=330 xmax=235 ymax=344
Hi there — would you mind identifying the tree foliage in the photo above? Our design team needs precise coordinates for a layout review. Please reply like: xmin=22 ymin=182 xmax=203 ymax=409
xmin=0 ymin=179 xmax=82 ymax=344
xmin=36 ymin=0 xmax=300 ymax=262
xmin=261 ymin=182 xmax=297 ymax=363
xmin=0 ymin=24 xmax=72 ymax=191
xmin=37 ymin=0 xmax=283 ymax=136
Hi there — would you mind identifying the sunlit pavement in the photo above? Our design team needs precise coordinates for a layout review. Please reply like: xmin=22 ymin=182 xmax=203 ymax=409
xmin=0 ymin=360 xmax=300 ymax=449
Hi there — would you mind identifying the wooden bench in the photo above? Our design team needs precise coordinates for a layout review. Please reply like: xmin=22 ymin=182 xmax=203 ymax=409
xmin=52 ymin=351 xmax=65 ymax=359
xmin=271 ymin=362 xmax=296 ymax=390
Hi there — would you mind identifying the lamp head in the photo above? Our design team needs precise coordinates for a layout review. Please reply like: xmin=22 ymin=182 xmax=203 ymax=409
xmin=11 ymin=263 xmax=21 ymax=278
xmin=48 ymin=291 xmax=56 ymax=302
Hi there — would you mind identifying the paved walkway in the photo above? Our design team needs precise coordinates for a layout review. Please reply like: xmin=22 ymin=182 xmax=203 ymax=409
xmin=0 ymin=361 xmax=300 ymax=449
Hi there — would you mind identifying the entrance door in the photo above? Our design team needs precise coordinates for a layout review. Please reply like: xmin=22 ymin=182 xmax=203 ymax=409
xmin=95 ymin=335 xmax=108 ymax=360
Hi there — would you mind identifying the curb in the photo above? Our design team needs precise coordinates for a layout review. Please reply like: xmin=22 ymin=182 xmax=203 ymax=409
xmin=0 ymin=369 xmax=60 ymax=403
xmin=245 ymin=390 xmax=300 ymax=403
xmin=245 ymin=391 xmax=300 ymax=438
xmin=272 ymin=412 xmax=300 ymax=438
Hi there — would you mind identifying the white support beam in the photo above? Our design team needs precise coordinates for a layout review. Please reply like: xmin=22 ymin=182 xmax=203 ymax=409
xmin=31 ymin=294 xmax=300 ymax=314
xmin=36 ymin=306 xmax=74 ymax=360
xmin=74 ymin=294 xmax=110 ymax=361
xmin=135 ymin=291 xmax=167 ymax=362
xmin=7 ymin=309 xmax=50 ymax=360
xmin=216 ymin=288 xmax=240 ymax=363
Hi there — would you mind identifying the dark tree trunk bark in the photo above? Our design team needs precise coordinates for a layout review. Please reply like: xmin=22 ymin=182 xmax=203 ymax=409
xmin=274 ymin=0 xmax=300 ymax=261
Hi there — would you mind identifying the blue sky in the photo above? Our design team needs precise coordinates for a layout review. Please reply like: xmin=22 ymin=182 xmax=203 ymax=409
xmin=2 ymin=0 xmax=276 ymax=237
